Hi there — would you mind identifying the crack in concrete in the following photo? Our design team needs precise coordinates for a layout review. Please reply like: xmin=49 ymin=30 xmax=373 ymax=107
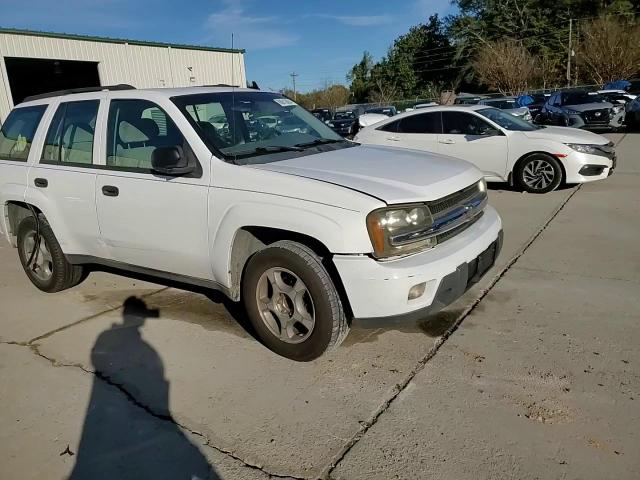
xmin=10 ymin=340 xmax=306 ymax=480
xmin=323 ymin=186 xmax=584 ymax=479
xmin=26 ymin=287 xmax=169 ymax=344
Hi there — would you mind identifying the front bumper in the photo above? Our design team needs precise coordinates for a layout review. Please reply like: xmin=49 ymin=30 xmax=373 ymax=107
xmin=333 ymin=205 xmax=502 ymax=323
xmin=563 ymin=151 xmax=616 ymax=183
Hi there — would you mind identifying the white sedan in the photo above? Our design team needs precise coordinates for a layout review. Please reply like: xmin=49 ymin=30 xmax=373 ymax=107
xmin=354 ymin=105 xmax=616 ymax=193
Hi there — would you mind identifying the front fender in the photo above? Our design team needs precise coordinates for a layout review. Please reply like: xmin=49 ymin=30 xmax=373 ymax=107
xmin=208 ymin=189 xmax=373 ymax=288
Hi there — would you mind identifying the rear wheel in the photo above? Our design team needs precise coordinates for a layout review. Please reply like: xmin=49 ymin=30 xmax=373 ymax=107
xmin=242 ymin=241 xmax=349 ymax=361
xmin=515 ymin=154 xmax=563 ymax=194
xmin=17 ymin=215 xmax=85 ymax=292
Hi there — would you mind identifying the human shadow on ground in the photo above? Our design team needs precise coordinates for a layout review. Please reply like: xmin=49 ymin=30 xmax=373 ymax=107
xmin=68 ymin=296 xmax=218 ymax=480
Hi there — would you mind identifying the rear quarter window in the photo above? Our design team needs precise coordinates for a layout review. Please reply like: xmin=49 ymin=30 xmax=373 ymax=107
xmin=0 ymin=105 xmax=47 ymax=161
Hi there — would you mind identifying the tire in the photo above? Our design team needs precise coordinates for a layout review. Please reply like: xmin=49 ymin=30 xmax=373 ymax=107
xmin=515 ymin=153 xmax=563 ymax=194
xmin=242 ymin=240 xmax=349 ymax=361
xmin=17 ymin=215 xmax=85 ymax=293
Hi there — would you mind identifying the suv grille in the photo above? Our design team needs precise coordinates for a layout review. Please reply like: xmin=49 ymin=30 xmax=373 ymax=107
xmin=583 ymin=108 xmax=610 ymax=124
xmin=429 ymin=182 xmax=482 ymax=215
xmin=426 ymin=181 xmax=487 ymax=246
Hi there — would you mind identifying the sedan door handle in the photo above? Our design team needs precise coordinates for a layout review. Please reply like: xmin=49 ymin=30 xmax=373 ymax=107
xmin=101 ymin=185 xmax=119 ymax=197
xmin=438 ymin=138 xmax=455 ymax=144
xmin=34 ymin=178 xmax=48 ymax=188
xmin=386 ymin=136 xmax=400 ymax=141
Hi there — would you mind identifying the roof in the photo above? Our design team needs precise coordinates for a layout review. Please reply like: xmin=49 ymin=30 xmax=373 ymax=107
xmin=18 ymin=86 xmax=262 ymax=106
xmin=0 ymin=27 xmax=245 ymax=54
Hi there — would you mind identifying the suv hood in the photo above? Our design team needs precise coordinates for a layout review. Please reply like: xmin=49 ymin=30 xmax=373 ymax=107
xmin=249 ymin=145 xmax=482 ymax=204
xmin=564 ymin=102 xmax=613 ymax=112
xmin=522 ymin=126 xmax=610 ymax=144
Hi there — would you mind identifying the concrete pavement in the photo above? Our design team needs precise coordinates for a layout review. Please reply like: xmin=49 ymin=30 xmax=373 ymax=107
xmin=1 ymin=133 xmax=637 ymax=479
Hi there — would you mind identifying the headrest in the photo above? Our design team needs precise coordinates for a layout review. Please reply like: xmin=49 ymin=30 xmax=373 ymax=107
xmin=137 ymin=118 xmax=160 ymax=139
xmin=119 ymin=121 xmax=150 ymax=143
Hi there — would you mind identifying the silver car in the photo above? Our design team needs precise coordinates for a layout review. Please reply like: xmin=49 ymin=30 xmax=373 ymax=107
xmin=477 ymin=97 xmax=532 ymax=122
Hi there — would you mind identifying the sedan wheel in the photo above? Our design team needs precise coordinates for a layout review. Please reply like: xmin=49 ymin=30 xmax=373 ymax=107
xmin=516 ymin=154 xmax=563 ymax=194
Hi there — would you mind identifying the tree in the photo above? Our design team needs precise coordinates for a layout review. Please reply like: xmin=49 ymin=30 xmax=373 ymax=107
xmin=369 ymin=78 xmax=398 ymax=104
xmin=473 ymin=39 xmax=536 ymax=94
xmin=577 ymin=16 xmax=640 ymax=84
xmin=320 ymin=84 xmax=350 ymax=110
xmin=347 ymin=52 xmax=374 ymax=103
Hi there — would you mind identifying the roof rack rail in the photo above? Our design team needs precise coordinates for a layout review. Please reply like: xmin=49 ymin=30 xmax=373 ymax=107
xmin=21 ymin=84 xmax=136 ymax=103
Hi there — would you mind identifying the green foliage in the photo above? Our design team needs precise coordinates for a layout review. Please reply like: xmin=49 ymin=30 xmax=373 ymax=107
xmin=347 ymin=0 xmax=639 ymax=99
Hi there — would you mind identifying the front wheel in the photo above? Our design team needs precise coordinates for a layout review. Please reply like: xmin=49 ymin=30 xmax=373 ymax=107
xmin=242 ymin=241 xmax=349 ymax=361
xmin=515 ymin=154 xmax=563 ymax=194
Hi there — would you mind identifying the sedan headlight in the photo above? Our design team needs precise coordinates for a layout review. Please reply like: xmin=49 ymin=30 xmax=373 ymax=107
xmin=327 ymin=122 xmax=335 ymax=127
xmin=565 ymin=143 xmax=598 ymax=154
xmin=612 ymin=104 xmax=624 ymax=114
xmin=367 ymin=204 xmax=435 ymax=258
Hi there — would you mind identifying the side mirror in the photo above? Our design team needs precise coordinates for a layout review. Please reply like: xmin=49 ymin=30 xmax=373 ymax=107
xmin=151 ymin=146 xmax=195 ymax=176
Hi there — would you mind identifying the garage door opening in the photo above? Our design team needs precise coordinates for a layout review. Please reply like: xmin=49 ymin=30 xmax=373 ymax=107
xmin=4 ymin=57 xmax=100 ymax=105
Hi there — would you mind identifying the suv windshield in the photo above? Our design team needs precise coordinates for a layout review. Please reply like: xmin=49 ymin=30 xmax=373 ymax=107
xmin=482 ymin=100 xmax=517 ymax=109
xmin=333 ymin=112 xmax=355 ymax=120
xmin=477 ymin=108 xmax=539 ymax=131
xmin=564 ymin=92 xmax=606 ymax=105
xmin=172 ymin=92 xmax=347 ymax=164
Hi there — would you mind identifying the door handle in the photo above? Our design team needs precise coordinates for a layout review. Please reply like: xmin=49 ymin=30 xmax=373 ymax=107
xmin=34 ymin=178 xmax=48 ymax=188
xmin=438 ymin=138 xmax=455 ymax=144
xmin=101 ymin=185 xmax=119 ymax=197
xmin=386 ymin=136 xmax=400 ymax=141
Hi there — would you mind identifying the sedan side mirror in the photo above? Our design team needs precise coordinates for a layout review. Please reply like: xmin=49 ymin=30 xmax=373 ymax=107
xmin=151 ymin=146 xmax=195 ymax=176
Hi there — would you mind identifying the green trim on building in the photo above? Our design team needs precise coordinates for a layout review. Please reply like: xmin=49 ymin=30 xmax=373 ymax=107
xmin=0 ymin=27 xmax=245 ymax=54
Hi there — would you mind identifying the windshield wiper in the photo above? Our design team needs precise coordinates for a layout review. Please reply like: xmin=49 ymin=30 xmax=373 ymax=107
xmin=295 ymin=138 xmax=344 ymax=148
xmin=255 ymin=145 xmax=304 ymax=153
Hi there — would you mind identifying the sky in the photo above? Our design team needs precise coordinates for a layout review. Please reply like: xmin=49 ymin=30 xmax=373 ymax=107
xmin=0 ymin=0 xmax=456 ymax=92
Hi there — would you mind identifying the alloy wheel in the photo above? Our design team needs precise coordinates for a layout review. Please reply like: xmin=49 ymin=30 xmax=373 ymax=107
xmin=255 ymin=267 xmax=316 ymax=344
xmin=522 ymin=159 xmax=556 ymax=190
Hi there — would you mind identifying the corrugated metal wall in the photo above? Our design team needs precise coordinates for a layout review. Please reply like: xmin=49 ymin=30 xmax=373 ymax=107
xmin=0 ymin=32 xmax=246 ymax=121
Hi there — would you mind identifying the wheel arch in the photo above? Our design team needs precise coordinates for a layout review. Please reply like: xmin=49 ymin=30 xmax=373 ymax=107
xmin=3 ymin=200 xmax=42 ymax=247
xmin=226 ymin=226 xmax=354 ymax=319
xmin=512 ymin=151 xmax=567 ymax=185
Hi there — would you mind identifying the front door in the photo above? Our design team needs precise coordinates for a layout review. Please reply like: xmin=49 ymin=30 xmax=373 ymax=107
xmin=438 ymin=111 xmax=508 ymax=179
xmin=95 ymin=98 xmax=212 ymax=280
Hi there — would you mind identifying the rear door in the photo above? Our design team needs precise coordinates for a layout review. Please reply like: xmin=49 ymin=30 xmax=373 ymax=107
xmin=95 ymin=98 xmax=212 ymax=280
xmin=438 ymin=111 xmax=508 ymax=178
xmin=375 ymin=111 xmax=442 ymax=153
xmin=26 ymin=99 xmax=104 ymax=256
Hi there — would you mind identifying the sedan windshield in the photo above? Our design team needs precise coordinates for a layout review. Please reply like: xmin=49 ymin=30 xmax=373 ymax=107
xmin=483 ymin=100 xmax=517 ymax=109
xmin=172 ymin=91 xmax=347 ymax=164
xmin=477 ymin=108 xmax=539 ymax=131
xmin=334 ymin=112 xmax=355 ymax=120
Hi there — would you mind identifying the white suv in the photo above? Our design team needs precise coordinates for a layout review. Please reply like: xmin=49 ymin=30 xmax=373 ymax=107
xmin=0 ymin=86 xmax=502 ymax=360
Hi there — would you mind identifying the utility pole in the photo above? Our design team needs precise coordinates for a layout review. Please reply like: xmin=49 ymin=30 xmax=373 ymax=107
xmin=290 ymin=72 xmax=298 ymax=101
xmin=566 ymin=18 xmax=573 ymax=88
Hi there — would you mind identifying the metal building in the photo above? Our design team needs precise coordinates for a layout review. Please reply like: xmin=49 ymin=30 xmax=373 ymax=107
xmin=0 ymin=28 xmax=246 ymax=121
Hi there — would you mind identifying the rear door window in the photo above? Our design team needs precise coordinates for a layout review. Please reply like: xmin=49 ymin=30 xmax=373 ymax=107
xmin=0 ymin=105 xmax=47 ymax=161
xmin=377 ymin=120 xmax=399 ymax=133
xmin=397 ymin=112 xmax=442 ymax=134
xmin=42 ymin=100 xmax=99 ymax=165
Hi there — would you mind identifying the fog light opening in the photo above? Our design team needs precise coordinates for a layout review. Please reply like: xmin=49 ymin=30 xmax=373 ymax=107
xmin=408 ymin=282 xmax=427 ymax=301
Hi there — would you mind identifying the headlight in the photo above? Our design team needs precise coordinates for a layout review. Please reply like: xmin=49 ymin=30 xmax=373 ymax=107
xmin=523 ymin=112 xmax=532 ymax=121
xmin=565 ymin=143 xmax=598 ymax=154
xmin=612 ymin=104 xmax=624 ymax=113
xmin=328 ymin=122 xmax=335 ymax=127
xmin=366 ymin=204 xmax=435 ymax=258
